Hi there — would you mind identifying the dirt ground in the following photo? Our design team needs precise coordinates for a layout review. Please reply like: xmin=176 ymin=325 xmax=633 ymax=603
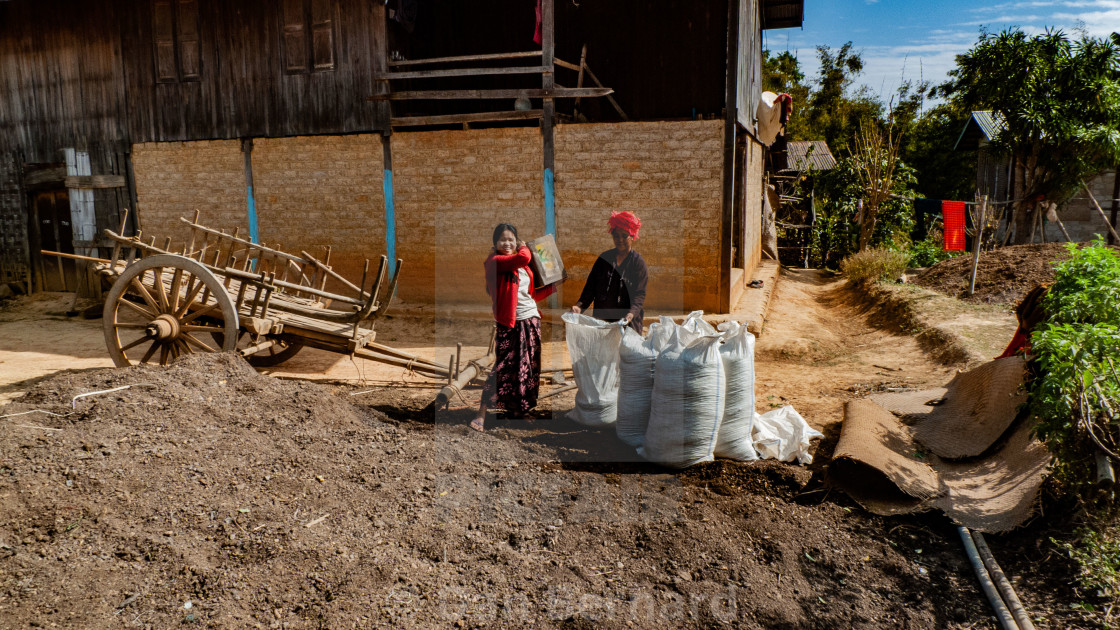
xmin=912 ymin=242 xmax=1073 ymax=305
xmin=0 ymin=269 xmax=1104 ymax=629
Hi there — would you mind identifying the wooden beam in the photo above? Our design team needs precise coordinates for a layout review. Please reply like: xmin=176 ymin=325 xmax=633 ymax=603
xmin=719 ymin=0 xmax=739 ymax=314
xmin=581 ymin=63 xmax=628 ymax=120
xmin=388 ymin=65 xmax=550 ymax=80
xmin=22 ymin=166 xmax=67 ymax=188
xmin=392 ymin=109 xmax=544 ymax=127
xmin=554 ymin=58 xmax=580 ymax=72
xmin=375 ymin=87 xmax=612 ymax=101
xmin=64 ymin=175 xmax=128 ymax=189
xmin=388 ymin=51 xmax=542 ymax=67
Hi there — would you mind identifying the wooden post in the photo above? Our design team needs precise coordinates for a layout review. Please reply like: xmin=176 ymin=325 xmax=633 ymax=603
xmin=542 ymin=0 xmax=558 ymax=311
xmin=968 ymin=195 xmax=987 ymax=296
xmin=1082 ymin=180 xmax=1120 ymax=244
xmin=1049 ymin=202 xmax=1072 ymax=242
xmin=718 ymin=0 xmax=740 ymax=313
xmin=574 ymin=44 xmax=587 ymax=113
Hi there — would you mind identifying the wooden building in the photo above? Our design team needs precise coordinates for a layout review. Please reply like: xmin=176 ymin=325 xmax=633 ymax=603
xmin=955 ymin=110 xmax=1119 ymax=244
xmin=0 ymin=0 xmax=804 ymax=313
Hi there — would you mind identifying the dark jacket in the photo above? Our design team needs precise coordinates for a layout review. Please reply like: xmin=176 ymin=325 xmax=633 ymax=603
xmin=576 ymin=248 xmax=648 ymax=333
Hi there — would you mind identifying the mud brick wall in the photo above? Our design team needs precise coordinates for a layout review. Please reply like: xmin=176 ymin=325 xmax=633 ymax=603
xmin=741 ymin=137 xmax=764 ymax=274
xmin=555 ymin=120 xmax=724 ymax=312
xmin=131 ymin=119 xmax=730 ymax=312
xmin=131 ymin=140 xmax=248 ymax=249
xmin=1057 ymin=170 xmax=1118 ymax=243
xmin=251 ymin=135 xmax=386 ymax=286
xmin=391 ymin=127 xmax=545 ymax=305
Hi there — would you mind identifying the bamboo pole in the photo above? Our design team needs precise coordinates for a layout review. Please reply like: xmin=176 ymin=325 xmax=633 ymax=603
xmin=969 ymin=196 xmax=987 ymax=296
xmin=1082 ymin=180 xmax=1120 ymax=243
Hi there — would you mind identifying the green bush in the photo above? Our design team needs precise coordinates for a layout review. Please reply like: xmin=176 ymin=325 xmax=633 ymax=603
xmin=1029 ymin=238 xmax=1120 ymax=507
xmin=906 ymin=238 xmax=962 ymax=268
xmin=1056 ymin=526 xmax=1120 ymax=606
xmin=839 ymin=247 xmax=909 ymax=284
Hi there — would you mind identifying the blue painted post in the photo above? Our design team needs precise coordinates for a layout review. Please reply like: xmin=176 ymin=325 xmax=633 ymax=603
xmin=241 ymin=139 xmax=260 ymax=270
xmin=381 ymin=134 xmax=397 ymax=274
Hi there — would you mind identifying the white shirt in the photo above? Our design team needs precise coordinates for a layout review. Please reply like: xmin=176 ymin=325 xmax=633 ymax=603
xmin=515 ymin=268 xmax=540 ymax=321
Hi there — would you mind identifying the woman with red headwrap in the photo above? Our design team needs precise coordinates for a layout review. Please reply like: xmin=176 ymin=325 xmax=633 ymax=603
xmin=571 ymin=211 xmax=648 ymax=333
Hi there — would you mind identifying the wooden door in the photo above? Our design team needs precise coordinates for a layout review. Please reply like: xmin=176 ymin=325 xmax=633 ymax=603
xmin=30 ymin=190 xmax=75 ymax=292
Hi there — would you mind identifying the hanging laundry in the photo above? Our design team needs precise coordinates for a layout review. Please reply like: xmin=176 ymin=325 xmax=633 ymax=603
xmin=533 ymin=0 xmax=542 ymax=44
xmin=942 ymin=200 xmax=966 ymax=251
xmin=912 ymin=198 xmax=941 ymax=242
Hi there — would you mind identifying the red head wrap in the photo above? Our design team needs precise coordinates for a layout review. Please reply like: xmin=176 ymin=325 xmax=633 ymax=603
xmin=607 ymin=211 xmax=641 ymax=240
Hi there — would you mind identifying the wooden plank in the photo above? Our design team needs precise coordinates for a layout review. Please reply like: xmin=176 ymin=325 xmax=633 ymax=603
xmin=388 ymin=65 xmax=550 ymax=80
xmin=388 ymin=50 xmax=541 ymax=67
xmin=64 ymin=174 xmax=127 ymax=189
xmin=392 ymin=109 xmax=543 ymax=127
xmin=554 ymin=58 xmax=580 ymax=72
xmin=719 ymin=0 xmax=739 ymax=313
xmin=378 ymin=87 xmax=612 ymax=101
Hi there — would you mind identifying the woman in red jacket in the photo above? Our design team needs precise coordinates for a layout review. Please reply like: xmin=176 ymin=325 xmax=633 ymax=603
xmin=470 ymin=223 xmax=559 ymax=432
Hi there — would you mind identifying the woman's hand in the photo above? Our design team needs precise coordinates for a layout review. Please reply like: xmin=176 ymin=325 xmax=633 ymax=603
xmin=624 ymin=313 xmax=634 ymax=324
xmin=518 ymin=240 xmax=527 ymax=250
xmin=571 ymin=304 xmax=582 ymax=314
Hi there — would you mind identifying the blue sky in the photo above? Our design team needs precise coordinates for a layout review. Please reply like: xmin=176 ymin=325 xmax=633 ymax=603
xmin=764 ymin=0 xmax=1120 ymax=107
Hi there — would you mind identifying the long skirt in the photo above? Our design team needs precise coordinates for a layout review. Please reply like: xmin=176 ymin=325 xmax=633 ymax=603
xmin=482 ymin=317 xmax=542 ymax=416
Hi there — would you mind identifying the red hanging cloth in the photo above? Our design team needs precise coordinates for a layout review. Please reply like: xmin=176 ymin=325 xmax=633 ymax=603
xmin=942 ymin=200 xmax=966 ymax=251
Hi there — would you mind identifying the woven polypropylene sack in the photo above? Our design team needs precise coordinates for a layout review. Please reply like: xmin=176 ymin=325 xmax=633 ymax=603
xmin=714 ymin=321 xmax=759 ymax=461
xmin=616 ymin=322 xmax=672 ymax=447
xmin=562 ymin=312 xmax=624 ymax=426
xmin=639 ymin=332 xmax=726 ymax=468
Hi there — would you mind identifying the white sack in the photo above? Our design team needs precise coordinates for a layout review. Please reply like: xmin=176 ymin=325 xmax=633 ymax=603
xmin=562 ymin=312 xmax=623 ymax=426
xmin=714 ymin=321 xmax=759 ymax=461
xmin=677 ymin=310 xmax=716 ymax=347
xmin=752 ymin=405 xmax=823 ymax=465
xmin=616 ymin=322 xmax=671 ymax=447
xmin=639 ymin=332 xmax=725 ymax=468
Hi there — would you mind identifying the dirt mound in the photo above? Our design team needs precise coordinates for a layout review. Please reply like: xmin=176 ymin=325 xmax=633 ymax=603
xmin=912 ymin=243 xmax=1071 ymax=305
xmin=0 ymin=352 xmax=997 ymax=628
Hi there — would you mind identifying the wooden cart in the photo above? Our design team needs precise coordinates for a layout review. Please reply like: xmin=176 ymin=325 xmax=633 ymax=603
xmin=78 ymin=212 xmax=489 ymax=385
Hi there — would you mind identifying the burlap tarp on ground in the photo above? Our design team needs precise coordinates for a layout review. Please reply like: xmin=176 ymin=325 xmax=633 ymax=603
xmin=830 ymin=357 xmax=1052 ymax=532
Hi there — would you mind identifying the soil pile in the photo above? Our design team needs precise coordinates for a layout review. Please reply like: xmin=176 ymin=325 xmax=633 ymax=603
xmin=2 ymin=352 xmax=996 ymax=628
xmin=912 ymin=243 xmax=1071 ymax=305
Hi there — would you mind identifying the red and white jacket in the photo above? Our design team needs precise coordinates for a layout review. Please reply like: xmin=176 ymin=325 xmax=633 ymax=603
xmin=483 ymin=246 xmax=556 ymax=328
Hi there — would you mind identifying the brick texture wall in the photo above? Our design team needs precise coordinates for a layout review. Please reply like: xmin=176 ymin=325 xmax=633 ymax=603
xmin=252 ymin=135 xmax=385 ymax=286
xmin=555 ymin=120 xmax=724 ymax=312
xmin=131 ymin=140 xmax=247 ymax=247
xmin=1057 ymin=170 xmax=1118 ymax=242
xmin=742 ymin=137 xmax=763 ymax=274
xmin=391 ymin=127 xmax=544 ymax=305
xmin=131 ymin=120 xmax=730 ymax=312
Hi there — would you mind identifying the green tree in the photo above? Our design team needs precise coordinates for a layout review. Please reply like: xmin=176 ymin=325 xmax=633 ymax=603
xmin=941 ymin=29 xmax=1120 ymax=244
xmin=901 ymin=102 xmax=976 ymax=202
xmin=806 ymin=43 xmax=883 ymax=155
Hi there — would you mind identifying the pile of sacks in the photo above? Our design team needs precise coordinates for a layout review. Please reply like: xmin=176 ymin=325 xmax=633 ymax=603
xmin=563 ymin=311 xmax=822 ymax=468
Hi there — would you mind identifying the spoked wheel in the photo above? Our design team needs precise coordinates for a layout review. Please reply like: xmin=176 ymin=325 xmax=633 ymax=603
xmin=102 ymin=254 xmax=239 ymax=367
xmin=210 ymin=330 xmax=305 ymax=367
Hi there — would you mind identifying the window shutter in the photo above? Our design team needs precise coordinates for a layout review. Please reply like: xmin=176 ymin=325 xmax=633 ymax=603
xmin=177 ymin=0 xmax=200 ymax=80
xmin=152 ymin=0 xmax=178 ymax=82
xmin=310 ymin=0 xmax=334 ymax=70
xmin=282 ymin=0 xmax=309 ymax=73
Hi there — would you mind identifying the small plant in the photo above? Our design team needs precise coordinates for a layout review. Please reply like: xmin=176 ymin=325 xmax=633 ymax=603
xmin=1055 ymin=526 xmax=1120 ymax=604
xmin=1029 ymin=238 xmax=1120 ymax=504
xmin=906 ymin=238 xmax=962 ymax=268
xmin=839 ymin=247 xmax=908 ymax=284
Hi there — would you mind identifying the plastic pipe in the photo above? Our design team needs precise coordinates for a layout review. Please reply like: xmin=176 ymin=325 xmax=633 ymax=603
xmin=958 ymin=525 xmax=1019 ymax=630
xmin=970 ymin=530 xmax=1037 ymax=630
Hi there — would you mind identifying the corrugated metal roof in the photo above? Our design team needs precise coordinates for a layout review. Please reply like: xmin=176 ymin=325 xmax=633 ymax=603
xmin=782 ymin=141 xmax=836 ymax=172
xmin=953 ymin=110 xmax=1006 ymax=150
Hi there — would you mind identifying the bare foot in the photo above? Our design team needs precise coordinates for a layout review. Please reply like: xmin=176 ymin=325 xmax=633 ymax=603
xmin=469 ymin=417 xmax=485 ymax=433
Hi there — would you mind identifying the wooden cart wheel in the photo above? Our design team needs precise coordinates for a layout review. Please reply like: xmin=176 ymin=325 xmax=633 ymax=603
xmin=210 ymin=330 xmax=305 ymax=367
xmin=102 ymin=254 xmax=239 ymax=367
